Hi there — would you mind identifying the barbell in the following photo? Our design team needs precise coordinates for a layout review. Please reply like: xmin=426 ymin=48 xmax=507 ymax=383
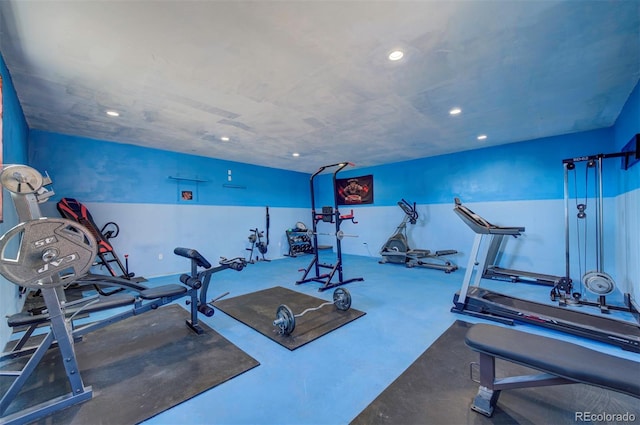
xmin=305 ymin=229 xmax=358 ymax=240
xmin=273 ymin=288 xmax=352 ymax=336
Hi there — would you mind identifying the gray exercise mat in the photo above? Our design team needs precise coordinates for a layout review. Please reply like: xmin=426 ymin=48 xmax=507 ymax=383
xmin=214 ymin=286 xmax=366 ymax=350
xmin=351 ymin=320 xmax=639 ymax=425
xmin=1 ymin=304 xmax=259 ymax=424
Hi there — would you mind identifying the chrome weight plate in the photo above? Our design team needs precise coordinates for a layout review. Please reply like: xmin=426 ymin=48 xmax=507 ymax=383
xmin=582 ymin=270 xmax=616 ymax=295
xmin=0 ymin=218 xmax=97 ymax=288
xmin=0 ymin=165 xmax=44 ymax=194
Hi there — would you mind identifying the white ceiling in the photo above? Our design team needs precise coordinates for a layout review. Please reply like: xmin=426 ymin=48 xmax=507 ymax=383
xmin=1 ymin=1 xmax=638 ymax=173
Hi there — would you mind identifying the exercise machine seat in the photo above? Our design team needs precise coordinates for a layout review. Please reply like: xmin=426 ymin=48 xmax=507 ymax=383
xmin=139 ymin=284 xmax=187 ymax=300
xmin=465 ymin=324 xmax=640 ymax=398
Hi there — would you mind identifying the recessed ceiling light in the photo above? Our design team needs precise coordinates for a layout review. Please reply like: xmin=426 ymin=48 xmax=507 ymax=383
xmin=477 ymin=134 xmax=487 ymax=140
xmin=221 ymin=136 xmax=230 ymax=142
xmin=388 ymin=50 xmax=404 ymax=61
xmin=106 ymin=110 xmax=120 ymax=117
xmin=449 ymin=107 xmax=462 ymax=115
xmin=292 ymin=152 xmax=300 ymax=157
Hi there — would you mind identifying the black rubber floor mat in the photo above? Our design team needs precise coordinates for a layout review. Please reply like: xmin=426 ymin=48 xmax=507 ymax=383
xmin=351 ymin=320 xmax=639 ymax=425
xmin=214 ymin=286 xmax=366 ymax=350
xmin=1 ymin=304 xmax=259 ymax=424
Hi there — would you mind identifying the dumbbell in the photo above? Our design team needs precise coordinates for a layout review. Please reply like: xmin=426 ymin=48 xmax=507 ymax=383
xmin=273 ymin=288 xmax=351 ymax=336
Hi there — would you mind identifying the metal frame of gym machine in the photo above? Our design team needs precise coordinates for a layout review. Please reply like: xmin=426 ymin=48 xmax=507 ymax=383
xmin=556 ymin=149 xmax=640 ymax=314
xmin=456 ymin=202 xmax=565 ymax=286
xmin=451 ymin=197 xmax=640 ymax=352
xmin=379 ymin=199 xmax=458 ymax=272
xmin=296 ymin=162 xmax=363 ymax=292
xmin=451 ymin=135 xmax=640 ymax=352
xmin=0 ymin=165 xmax=245 ymax=424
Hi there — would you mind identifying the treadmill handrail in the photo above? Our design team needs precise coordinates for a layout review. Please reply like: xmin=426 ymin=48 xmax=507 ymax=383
xmin=453 ymin=202 xmax=525 ymax=235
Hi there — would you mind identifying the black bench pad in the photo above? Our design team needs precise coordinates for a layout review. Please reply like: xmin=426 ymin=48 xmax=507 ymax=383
xmin=139 ymin=284 xmax=187 ymax=300
xmin=8 ymin=294 xmax=136 ymax=327
xmin=465 ymin=324 xmax=640 ymax=398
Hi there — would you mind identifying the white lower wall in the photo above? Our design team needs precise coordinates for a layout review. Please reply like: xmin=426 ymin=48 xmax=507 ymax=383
xmin=332 ymin=198 xmax=625 ymax=291
xmin=615 ymin=187 xmax=640 ymax=299
xmin=40 ymin=202 xmax=310 ymax=278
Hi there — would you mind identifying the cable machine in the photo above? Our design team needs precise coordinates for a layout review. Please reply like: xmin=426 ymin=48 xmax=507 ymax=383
xmin=556 ymin=149 xmax=638 ymax=314
xmin=296 ymin=162 xmax=364 ymax=292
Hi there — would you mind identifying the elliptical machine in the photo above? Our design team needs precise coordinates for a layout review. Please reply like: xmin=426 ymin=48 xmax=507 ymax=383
xmin=379 ymin=199 xmax=458 ymax=273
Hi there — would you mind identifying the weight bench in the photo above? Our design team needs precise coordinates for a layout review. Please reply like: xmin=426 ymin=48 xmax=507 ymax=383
xmin=5 ymin=283 xmax=194 ymax=357
xmin=465 ymin=323 xmax=640 ymax=417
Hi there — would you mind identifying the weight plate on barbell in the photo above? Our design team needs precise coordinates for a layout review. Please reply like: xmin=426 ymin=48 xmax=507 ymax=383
xmin=333 ymin=288 xmax=351 ymax=311
xmin=0 ymin=165 xmax=44 ymax=194
xmin=582 ymin=270 xmax=615 ymax=295
xmin=0 ymin=218 xmax=97 ymax=288
xmin=275 ymin=304 xmax=296 ymax=336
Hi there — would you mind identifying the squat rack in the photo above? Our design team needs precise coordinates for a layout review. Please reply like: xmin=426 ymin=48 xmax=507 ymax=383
xmin=296 ymin=162 xmax=364 ymax=292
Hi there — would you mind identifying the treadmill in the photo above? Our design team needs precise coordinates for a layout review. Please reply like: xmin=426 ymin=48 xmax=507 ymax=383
xmin=452 ymin=198 xmax=640 ymax=353
xmin=453 ymin=198 xmax=564 ymax=286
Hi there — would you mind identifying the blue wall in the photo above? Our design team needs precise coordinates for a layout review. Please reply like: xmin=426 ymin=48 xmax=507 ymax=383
xmin=615 ymin=81 xmax=640 ymax=151
xmin=27 ymin=131 xmax=313 ymax=279
xmin=0 ymin=53 xmax=28 ymax=164
xmin=317 ymin=127 xmax=615 ymax=207
xmin=1 ymin=51 xmax=30 ymax=347
xmin=29 ymin=131 xmax=310 ymax=208
xmin=613 ymin=81 xmax=640 ymax=192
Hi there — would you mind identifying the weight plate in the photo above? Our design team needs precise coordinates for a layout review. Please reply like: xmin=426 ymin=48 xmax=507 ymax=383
xmin=333 ymin=288 xmax=351 ymax=311
xmin=0 ymin=218 xmax=97 ymax=288
xmin=0 ymin=165 xmax=44 ymax=194
xmin=275 ymin=304 xmax=295 ymax=335
xmin=582 ymin=270 xmax=615 ymax=295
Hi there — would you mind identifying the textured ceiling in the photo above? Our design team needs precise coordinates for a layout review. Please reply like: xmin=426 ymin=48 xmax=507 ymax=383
xmin=1 ymin=1 xmax=639 ymax=173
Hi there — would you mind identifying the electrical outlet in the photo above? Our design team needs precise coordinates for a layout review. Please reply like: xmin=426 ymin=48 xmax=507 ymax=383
xmin=158 ymin=253 xmax=163 ymax=260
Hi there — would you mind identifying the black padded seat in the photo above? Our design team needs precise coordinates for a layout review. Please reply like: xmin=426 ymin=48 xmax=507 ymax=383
xmin=139 ymin=284 xmax=187 ymax=300
xmin=465 ymin=324 xmax=640 ymax=398
xmin=8 ymin=294 xmax=136 ymax=327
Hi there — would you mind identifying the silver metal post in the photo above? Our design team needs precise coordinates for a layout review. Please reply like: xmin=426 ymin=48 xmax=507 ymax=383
xmin=597 ymin=156 xmax=604 ymax=272
xmin=563 ymin=163 xmax=571 ymax=281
